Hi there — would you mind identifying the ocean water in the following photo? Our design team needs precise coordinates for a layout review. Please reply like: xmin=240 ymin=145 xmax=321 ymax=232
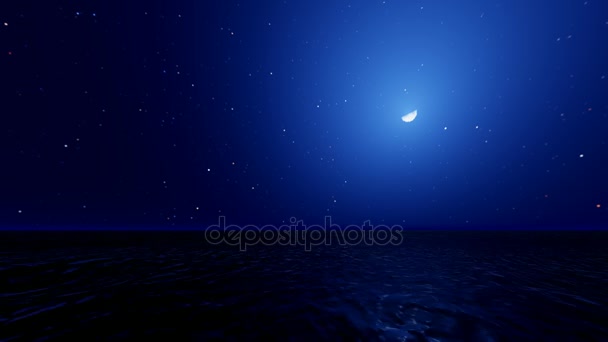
xmin=1 ymin=231 xmax=607 ymax=341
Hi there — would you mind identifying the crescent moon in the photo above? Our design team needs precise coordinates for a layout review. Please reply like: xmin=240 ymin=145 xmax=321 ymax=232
xmin=402 ymin=110 xmax=417 ymax=123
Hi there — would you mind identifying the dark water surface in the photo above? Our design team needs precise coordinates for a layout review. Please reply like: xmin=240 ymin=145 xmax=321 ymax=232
xmin=1 ymin=231 xmax=607 ymax=341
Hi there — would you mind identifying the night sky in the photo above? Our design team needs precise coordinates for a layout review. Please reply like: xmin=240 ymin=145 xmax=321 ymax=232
xmin=2 ymin=0 xmax=608 ymax=229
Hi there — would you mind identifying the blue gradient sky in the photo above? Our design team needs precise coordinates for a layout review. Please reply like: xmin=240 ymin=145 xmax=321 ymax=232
xmin=1 ymin=0 xmax=607 ymax=229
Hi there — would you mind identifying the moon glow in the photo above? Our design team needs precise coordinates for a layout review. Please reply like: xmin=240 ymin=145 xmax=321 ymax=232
xmin=402 ymin=110 xmax=418 ymax=123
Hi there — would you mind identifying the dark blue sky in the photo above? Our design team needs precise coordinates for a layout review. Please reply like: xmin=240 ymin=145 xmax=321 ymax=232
xmin=1 ymin=0 xmax=607 ymax=229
